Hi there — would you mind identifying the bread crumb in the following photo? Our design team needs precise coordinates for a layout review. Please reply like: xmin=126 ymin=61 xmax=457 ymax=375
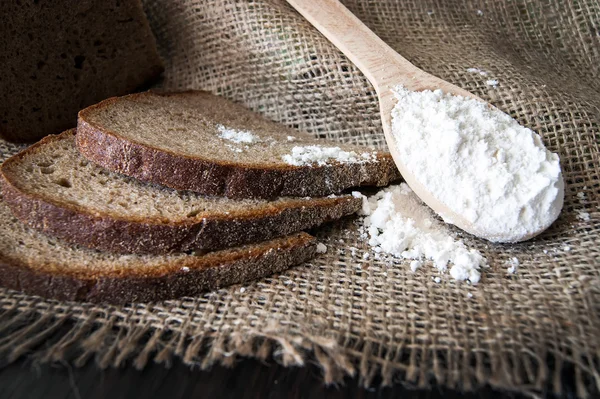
xmin=287 ymin=136 xmax=296 ymax=141
xmin=563 ymin=245 xmax=571 ymax=251
xmin=316 ymin=243 xmax=327 ymax=254
xmin=239 ymin=287 xmax=246 ymax=293
xmin=486 ymin=79 xmax=499 ymax=87
xmin=433 ymin=276 xmax=441 ymax=283
xmin=181 ymin=266 xmax=190 ymax=272
xmin=467 ymin=292 xmax=473 ymax=298
xmin=476 ymin=10 xmax=484 ymax=16
xmin=577 ymin=192 xmax=586 ymax=199
xmin=362 ymin=252 xmax=370 ymax=260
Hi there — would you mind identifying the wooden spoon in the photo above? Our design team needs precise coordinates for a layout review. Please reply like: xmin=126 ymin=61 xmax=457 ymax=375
xmin=286 ymin=0 xmax=554 ymax=242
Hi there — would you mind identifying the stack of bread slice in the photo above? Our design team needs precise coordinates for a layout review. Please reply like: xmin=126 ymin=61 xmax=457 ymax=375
xmin=0 ymin=91 xmax=399 ymax=304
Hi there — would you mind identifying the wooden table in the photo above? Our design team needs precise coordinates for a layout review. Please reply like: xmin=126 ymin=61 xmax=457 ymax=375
xmin=0 ymin=356 xmax=534 ymax=399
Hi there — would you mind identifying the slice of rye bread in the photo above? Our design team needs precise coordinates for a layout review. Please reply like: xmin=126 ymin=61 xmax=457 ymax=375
xmin=0 ymin=192 xmax=317 ymax=304
xmin=76 ymin=90 xmax=400 ymax=199
xmin=0 ymin=0 xmax=163 ymax=142
xmin=0 ymin=130 xmax=361 ymax=254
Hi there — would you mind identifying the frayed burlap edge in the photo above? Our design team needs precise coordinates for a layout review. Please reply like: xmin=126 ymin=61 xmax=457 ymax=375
xmin=1 ymin=303 xmax=597 ymax=398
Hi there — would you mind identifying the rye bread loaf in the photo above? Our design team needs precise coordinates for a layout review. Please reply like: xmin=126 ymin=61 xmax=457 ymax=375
xmin=0 ymin=130 xmax=360 ymax=254
xmin=0 ymin=0 xmax=163 ymax=142
xmin=76 ymin=90 xmax=400 ymax=199
xmin=0 ymin=189 xmax=317 ymax=304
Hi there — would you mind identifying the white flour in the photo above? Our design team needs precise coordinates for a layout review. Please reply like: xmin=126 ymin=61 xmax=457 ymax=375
xmin=390 ymin=85 xmax=563 ymax=242
xmin=217 ymin=124 xmax=259 ymax=144
xmin=356 ymin=184 xmax=486 ymax=284
xmin=506 ymin=257 xmax=519 ymax=274
xmin=466 ymin=67 xmax=488 ymax=76
xmin=316 ymin=243 xmax=328 ymax=253
xmin=283 ymin=145 xmax=376 ymax=166
xmin=576 ymin=210 xmax=590 ymax=221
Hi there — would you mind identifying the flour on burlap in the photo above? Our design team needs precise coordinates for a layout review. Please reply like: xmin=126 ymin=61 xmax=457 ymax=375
xmin=355 ymin=184 xmax=486 ymax=284
xmin=390 ymin=86 xmax=564 ymax=243
xmin=506 ymin=257 xmax=519 ymax=274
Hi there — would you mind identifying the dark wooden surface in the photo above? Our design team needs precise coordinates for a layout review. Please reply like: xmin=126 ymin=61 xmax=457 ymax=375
xmin=0 ymin=356 xmax=535 ymax=399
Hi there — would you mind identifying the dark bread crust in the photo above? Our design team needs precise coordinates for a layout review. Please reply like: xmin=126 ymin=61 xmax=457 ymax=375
xmin=0 ymin=233 xmax=317 ymax=304
xmin=0 ymin=131 xmax=361 ymax=254
xmin=76 ymin=91 xmax=401 ymax=199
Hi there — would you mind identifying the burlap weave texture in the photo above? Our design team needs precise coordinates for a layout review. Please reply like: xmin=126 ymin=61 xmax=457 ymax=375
xmin=0 ymin=0 xmax=599 ymax=396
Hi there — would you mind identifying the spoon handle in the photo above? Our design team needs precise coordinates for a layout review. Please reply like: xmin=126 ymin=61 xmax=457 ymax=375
xmin=286 ymin=0 xmax=479 ymax=100
xmin=286 ymin=0 xmax=423 ymax=93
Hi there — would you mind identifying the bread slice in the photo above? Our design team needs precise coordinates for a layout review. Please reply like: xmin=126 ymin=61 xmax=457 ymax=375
xmin=76 ymin=91 xmax=400 ymax=199
xmin=0 ymin=0 xmax=163 ymax=142
xmin=0 ymin=130 xmax=360 ymax=254
xmin=0 ymin=189 xmax=317 ymax=303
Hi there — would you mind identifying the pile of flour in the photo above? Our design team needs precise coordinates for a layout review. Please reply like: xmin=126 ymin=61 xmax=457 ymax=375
xmin=355 ymin=185 xmax=486 ymax=284
xmin=390 ymin=85 xmax=563 ymax=242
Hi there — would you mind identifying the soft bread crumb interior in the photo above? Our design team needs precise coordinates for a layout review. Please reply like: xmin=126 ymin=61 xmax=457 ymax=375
xmin=2 ymin=133 xmax=351 ymax=222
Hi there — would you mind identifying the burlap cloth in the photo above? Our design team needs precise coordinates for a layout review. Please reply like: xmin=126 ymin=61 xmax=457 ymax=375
xmin=1 ymin=0 xmax=599 ymax=396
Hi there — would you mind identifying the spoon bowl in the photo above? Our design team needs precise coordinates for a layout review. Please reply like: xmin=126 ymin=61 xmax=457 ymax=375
xmin=286 ymin=0 xmax=562 ymax=242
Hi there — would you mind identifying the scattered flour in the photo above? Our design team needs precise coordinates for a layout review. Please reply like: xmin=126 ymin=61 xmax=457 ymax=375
xmin=466 ymin=67 xmax=488 ymax=76
xmin=282 ymin=146 xmax=376 ymax=166
xmin=355 ymin=184 xmax=486 ymax=284
xmin=576 ymin=210 xmax=590 ymax=221
xmin=410 ymin=260 xmax=422 ymax=272
xmin=486 ymin=79 xmax=499 ymax=87
xmin=476 ymin=10 xmax=484 ymax=16
xmin=390 ymin=85 xmax=564 ymax=243
xmin=506 ymin=257 xmax=519 ymax=274
xmin=217 ymin=124 xmax=259 ymax=144
xmin=225 ymin=144 xmax=243 ymax=153
xmin=316 ymin=243 xmax=328 ymax=254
